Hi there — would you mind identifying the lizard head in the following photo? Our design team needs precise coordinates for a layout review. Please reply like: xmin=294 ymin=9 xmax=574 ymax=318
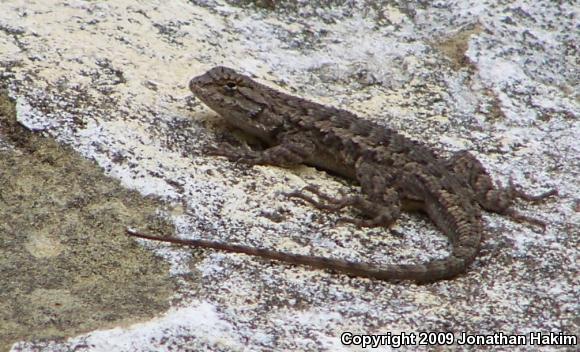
xmin=189 ymin=66 xmax=285 ymax=142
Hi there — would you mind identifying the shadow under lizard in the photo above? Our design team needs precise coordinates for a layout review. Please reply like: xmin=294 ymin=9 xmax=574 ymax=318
xmin=127 ymin=66 xmax=555 ymax=283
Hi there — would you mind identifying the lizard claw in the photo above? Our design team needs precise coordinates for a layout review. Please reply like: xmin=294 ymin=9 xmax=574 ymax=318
xmin=507 ymin=177 xmax=558 ymax=202
xmin=503 ymin=208 xmax=548 ymax=232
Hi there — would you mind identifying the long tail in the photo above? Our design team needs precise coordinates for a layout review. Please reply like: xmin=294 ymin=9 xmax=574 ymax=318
xmin=126 ymin=214 xmax=480 ymax=284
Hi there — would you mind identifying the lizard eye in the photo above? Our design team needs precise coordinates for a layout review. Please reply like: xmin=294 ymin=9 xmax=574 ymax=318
xmin=224 ymin=81 xmax=237 ymax=94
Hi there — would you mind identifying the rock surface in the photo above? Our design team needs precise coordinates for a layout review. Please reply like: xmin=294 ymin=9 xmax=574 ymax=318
xmin=0 ymin=0 xmax=577 ymax=351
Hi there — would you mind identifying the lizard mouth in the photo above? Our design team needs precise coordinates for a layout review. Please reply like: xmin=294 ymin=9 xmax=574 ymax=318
xmin=188 ymin=76 xmax=204 ymax=96
xmin=188 ymin=77 xmax=213 ymax=108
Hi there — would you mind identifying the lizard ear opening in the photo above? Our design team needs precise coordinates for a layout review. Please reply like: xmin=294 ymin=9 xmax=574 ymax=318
xmin=249 ymin=104 xmax=265 ymax=119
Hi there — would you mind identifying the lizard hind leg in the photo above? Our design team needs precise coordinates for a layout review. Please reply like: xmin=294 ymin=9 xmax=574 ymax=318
xmin=497 ymin=178 xmax=557 ymax=229
xmin=446 ymin=151 xmax=557 ymax=229
xmin=285 ymin=184 xmax=401 ymax=228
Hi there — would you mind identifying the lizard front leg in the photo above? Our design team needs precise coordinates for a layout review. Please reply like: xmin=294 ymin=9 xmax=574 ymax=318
xmin=446 ymin=151 xmax=556 ymax=228
xmin=210 ymin=132 xmax=316 ymax=167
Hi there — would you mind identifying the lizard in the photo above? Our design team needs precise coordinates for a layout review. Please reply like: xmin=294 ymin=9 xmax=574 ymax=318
xmin=126 ymin=66 xmax=556 ymax=283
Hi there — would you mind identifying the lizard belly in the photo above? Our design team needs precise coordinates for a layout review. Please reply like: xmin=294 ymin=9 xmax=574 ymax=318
xmin=305 ymin=151 xmax=357 ymax=180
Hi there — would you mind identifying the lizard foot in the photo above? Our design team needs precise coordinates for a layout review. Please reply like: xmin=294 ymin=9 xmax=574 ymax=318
xmin=507 ymin=177 xmax=558 ymax=202
xmin=286 ymin=185 xmax=399 ymax=228
xmin=285 ymin=185 xmax=359 ymax=211
xmin=497 ymin=178 xmax=557 ymax=231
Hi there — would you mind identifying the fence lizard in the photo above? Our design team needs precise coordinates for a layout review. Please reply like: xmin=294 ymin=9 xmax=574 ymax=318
xmin=127 ymin=66 xmax=555 ymax=283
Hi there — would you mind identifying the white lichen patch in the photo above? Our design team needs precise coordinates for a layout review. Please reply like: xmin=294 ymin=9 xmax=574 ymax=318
xmin=12 ymin=301 xmax=244 ymax=352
